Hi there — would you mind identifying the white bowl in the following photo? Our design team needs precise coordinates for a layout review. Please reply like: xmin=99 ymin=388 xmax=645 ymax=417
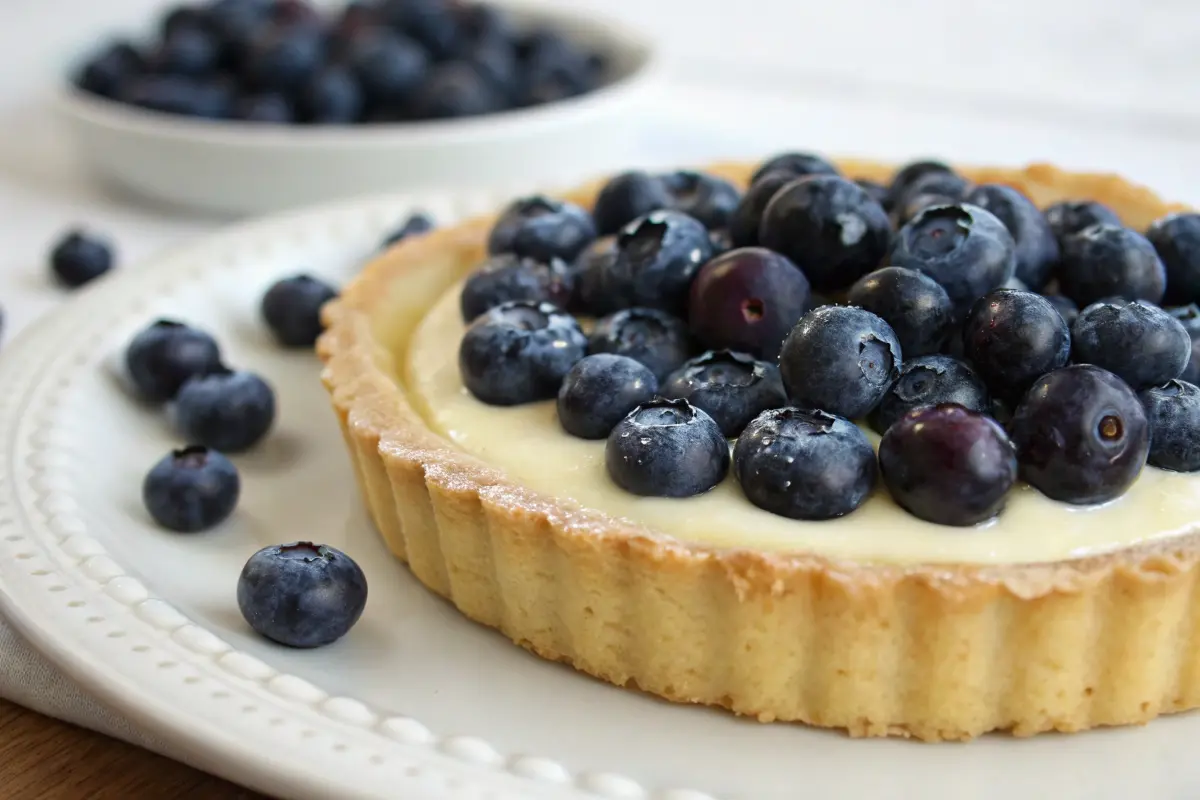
xmin=57 ymin=2 xmax=661 ymax=217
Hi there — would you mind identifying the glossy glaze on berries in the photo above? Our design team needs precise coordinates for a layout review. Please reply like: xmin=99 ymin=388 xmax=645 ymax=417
xmin=125 ymin=319 xmax=225 ymax=402
xmin=1071 ymin=300 xmax=1189 ymax=390
xmin=557 ymin=354 xmax=658 ymax=440
xmin=260 ymin=273 xmax=338 ymax=347
xmin=605 ymin=398 xmax=729 ymax=497
xmin=869 ymin=355 xmax=989 ymax=435
xmin=847 ymin=266 xmax=954 ymax=358
xmin=1147 ymin=213 xmax=1200 ymax=306
xmin=963 ymin=289 xmax=1071 ymax=402
xmin=174 ymin=369 xmax=277 ymax=452
xmin=487 ymin=195 xmax=596 ymax=264
xmin=459 ymin=254 xmax=575 ymax=321
xmin=588 ymin=307 xmax=691 ymax=382
xmin=50 ymin=230 xmax=114 ymax=288
xmin=606 ymin=210 xmax=714 ymax=315
xmin=142 ymin=445 xmax=240 ymax=533
xmin=662 ymin=350 xmax=787 ymax=437
xmin=1058 ymin=224 xmax=1166 ymax=306
xmin=965 ymin=184 xmax=1060 ymax=290
xmin=1139 ymin=379 xmax=1200 ymax=472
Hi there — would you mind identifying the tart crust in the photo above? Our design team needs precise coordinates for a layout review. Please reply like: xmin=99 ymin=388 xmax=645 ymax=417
xmin=318 ymin=160 xmax=1200 ymax=741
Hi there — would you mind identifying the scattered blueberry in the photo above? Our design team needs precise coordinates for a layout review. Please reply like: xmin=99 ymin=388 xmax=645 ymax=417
xmin=1058 ymin=224 xmax=1166 ymax=306
xmin=869 ymin=355 xmax=989 ymax=435
xmin=749 ymin=151 xmax=839 ymax=185
xmin=1071 ymin=300 xmax=1189 ymax=390
xmin=1043 ymin=199 xmax=1122 ymax=245
xmin=50 ymin=229 xmax=114 ymax=288
xmin=572 ymin=235 xmax=621 ymax=315
xmin=605 ymin=398 xmax=729 ymax=497
xmin=847 ymin=266 xmax=954 ymax=358
xmin=708 ymin=227 xmax=733 ymax=257
xmin=660 ymin=171 xmax=742 ymax=230
xmin=591 ymin=171 xmax=673 ymax=236
xmin=382 ymin=211 xmax=435 ymax=247
xmin=174 ymin=369 xmax=277 ymax=452
xmin=879 ymin=404 xmax=1017 ymax=526
xmin=460 ymin=254 xmax=574 ymax=321
xmin=606 ymin=210 xmax=713 ymax=315
xmin=1147 ymin=213 xmax=1200 ymax=306
xmin=487 ymin=196 xmax=596 ymax=263
xmin=963 ymin=289 xmax=1071 ymax=402
xmin=237 ymin=542 xmax=368 ymax=648
xmin=588 ymin=307 xmax=691 ymax=382
xmin=965 ymin=184 xmax=1060 ymax=290
xmin=297 ymin=65 xmax=364 ymax=123
xmin=891 ymin=170 xmax=971 ymax=226
xmin=1168 ymin=304 xmax=1200 ymax=385
xmin=854 ymin=178 xmax=889 ymax=208
xmin=662 ymin=350 xmax=787 ymax=437
xmin=142 ymin=445 xmax=240 ymax=533
xmin=459 ymin=301 xmax=586 ymax=405
xmin=884 ymin=159 xmax=954 ymax=211
xmin=1044 ymin=293 xmax=1080 ymax=327
xmin=260 ymin=274 xmax=338 ymax=348
xmin=734 ymin=408 xmax=876 ymax=520
xmin=125 ymin=319 xmax=225 ymax=402
xmin=556 ymin=354 xmax=658 ymax=439
xmin=728 ymin=171 xmax=791 ymax=249
xmin=1139 ymin=380 xmax=1200 ymax=472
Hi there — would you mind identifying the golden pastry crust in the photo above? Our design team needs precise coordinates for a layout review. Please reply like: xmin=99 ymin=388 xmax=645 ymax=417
xmin=318 ymin=160 xmax=1200 ymax=741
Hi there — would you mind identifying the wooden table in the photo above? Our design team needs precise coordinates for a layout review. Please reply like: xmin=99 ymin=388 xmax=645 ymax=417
xmin=0 ymin=699 xmax=267 ymax=799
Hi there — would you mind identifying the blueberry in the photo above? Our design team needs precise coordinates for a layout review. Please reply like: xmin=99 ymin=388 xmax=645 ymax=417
xmin=591 ymin=172 xmax=673 ymax=236
xmin=605 ymin=398 xmax=729 ymax=497
xmin=297 ymin=66 xmax=364 ymax=123
xmin=847 ymin=266 xmax=954 ymax=358
xmin=76 ymin=40 xmax=145 ymax=98
xmin=891 ymin=171 xmax=971 ymax=226
xmin=779 ymin=305 xmax=902 ymax=419
xmin=759 ymin=175 xmax=891 ymax=292
xmin=120 ymin=74 xmax=233 ymax=118
xmin=708 ymin=228 xmax=733 ymax=257
xmin=1058 ymin=224 xmax=1166 ymax=306
xmin=1139 ymin=380 xmax=1200 ymax=472
xmin=1167 ymin=304 xmax=1200 ymax=385
xmin=734 ymin=408 xmax=876 ymax=520
xmin=1010 ymin=364 xmax=1149 ymax=504
xmin=1044 ymin=293 xmax=1079 ymax=327
xmin=351 ymin=31 xmax=430 ymax=108
xmin=888 ymin=203 xmax=1016 ymax=315
xmin=125 ymin=320 xmax=224 ymax=402
xmin=380 ymin=0 xmax=461 ymax=60
xmin=556 ymin=354 xmax=658 ymax=439
xmin=487 ymin=196 xmax=596 ymax=263
xmin=660 ymin=171 xmax=742 ymax=230
xmin=207 ymin=0 xmax=274 ymax=70
xmin=687 ymin=247 xmax=811 ymax=361
xmin=151 ymin=26 xmax=221 ymax=76
xmin=662 ymin=350 xmax=787 ymax=437
xmin=459 ymin=301 xmax=586 ymax=405
xmin=1072 ymin=299 xmax=1188 ymax=390
xmin=237 ymin=542 xmax=368 ymax=648
xmin=161 ymin=6 xmax=209 ymax=39
xmin=749 ymin=152 xmax=839 ymax=185
xmin=1147 ymin=213 xmax=1200 ymax=306
xmin=1043 ymin=200 xmax=1121 ymax=245
xmin=964 ymin=184 xmax=1060 ymax=290
xmin=963 ymin=289 xmax=1071 ymax=401
xmin=869 ymin=355 xmax=989 ymax=434
xmin=854 ymin=178 xmax=889 ymax=208
xmin=382 ymin=211 xmax=435 ymax=247
xmin=515 ymin=28 xmax=597 ymax=101
xmin=459 ymin=254 xmax=574 ymax=321
xmin=462 ymin=38 xmax=519 ymax=98
xmin=879 ymin=404 xmax=1017 ymax=526
xmin=572 ymin=235 xmax=621 ymax=315
xmin=234 ymin=92 xmax=294 ymax=122
xmin=261 ymin=273 xmax=338 ymax=347
xmin=407 ymin=63 xmax=501 ymax=118
xmin=141 ymin=446 xmax=239 ymax=533
xmin=728 ymin=171 xmax=791 ymax=249
xmin=606 ymin=210 xmax=714 ymax=315
xmin=884 ymin=159 xmax=954 ymax=211
xmin=243 ymin=26 xmax=325 ymax=92
xmin=174 ymin=369 xmax=276 ymax=452
xmin=588 ymin=307 xmax=691 ymax=382
xmin=50 ymin=229 xmax=114 ymax=288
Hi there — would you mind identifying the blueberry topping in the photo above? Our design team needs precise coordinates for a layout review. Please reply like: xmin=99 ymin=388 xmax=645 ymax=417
xmin=572 ymin=235 xmax=621 ymax=315
xmin=879 ymin=404 xmax=1017 ymax=526
xmin=588 ymin=307 xmax=691 ymax=382
xmin=688 ymin=247 xmax=811 ymax=361
xmin=728 ymin=171 xmax=791 ymax=249
xmin=854 ymin=178 xmax=889 ymax=208
xmin=459 ymin=254 xmax=574 ymax=321
xmin=884 ymin=159 xmax=954 ymax=211
xmin=260 ymin=273 xmax=339 ymax=347
xmin=660 ymin=171 xmax=743 ymax=230
xmin=1009 ymin=364 xmax=1149 ymax=504
xmin=847 ymin=266 xmax=954 ymax=358
xmin=734 ymin=408 xmax=876 ymax=520
xmin=1058 ymin=224 xmax=1166 ymax=306
xmin=888 ymin=203 xmax=1016 ymax=315
xmin=125 ymin=319 xmax=225 ymax=402
xmin=297 ymin=65 xmax=365 ymax=123
xmin=1071 ymin=300 xmax=1189 ymax=390
xmin=591 ymin=171 xmax=673 ymax=236
xmin=891 ymin=171 xmax=972 ymax=226
xmin=963 ymin=289 xmax=1071 ymax=402
xmin=1044 ymin=293 xmax=1080 ymax=327
xmin=607 ymin=210 xmax=714 ymax=315
xmin=708 ymin=228 xmax=733 ymax=257
xmin=1147 ymin=213 xmax=1200 ymax=306
xmin=459 ymin=300 xmax=586 ymax=405
xmin=1167 ymin=304 xmax=1200 ymax=385
xmin=237 ymin=542 xmax=368 ymax=649
xmin=1043 ymin=200 xmax=1122 ymax=244
xmin=779 ymin=305 xmax=902 ymax=419
xmin=749 ymin=152 xmax=839 ymax=185
xmin=487 ymin=195 xmax=596 ymax=264
xmin=382 ymin=211 xmax=434 ymax=247
xmin=605 ymin=398 xmax=729 ymax=497
xmin=142 ymin=445 xmax=240 ymax=533
xmin=869 ymin=355 xmax=989 ymax=435
xmin=50 ymin=230 xmax=114 ymax=288
xmin=1139 ymin=380 xmax=1200 ymax=472
xmin=557 ymin=354 xmax=658 ymax=440
xmin=965 ymin=184 xmax=1060 ymax=290
xmin=174 ymin=369 xmax=277 ymax=452
xmin=662 ymin=350 xmax=787 ymax=437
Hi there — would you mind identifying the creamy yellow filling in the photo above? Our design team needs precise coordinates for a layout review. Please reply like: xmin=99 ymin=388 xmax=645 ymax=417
xmin=406 ymin=283 xmax=1200 ymax=564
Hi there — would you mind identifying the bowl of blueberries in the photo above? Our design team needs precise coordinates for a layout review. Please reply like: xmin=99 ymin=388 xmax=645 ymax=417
xmin=62 ymin=0 xmax=660 ymax=215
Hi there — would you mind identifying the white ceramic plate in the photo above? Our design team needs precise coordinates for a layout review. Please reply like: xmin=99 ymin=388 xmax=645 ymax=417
xmin=58 ymin=1 xmax=661 ymax=217
xmin=1 ymin=190 xmax=1198 ymax=800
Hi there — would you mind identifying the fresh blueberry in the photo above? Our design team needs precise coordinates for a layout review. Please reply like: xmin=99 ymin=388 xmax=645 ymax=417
xmin=572 ymin=235 xmax=621 ymax=315
xmin=381 ymin=211 xmax=434 ymax=247
xmin=350 ymin=31 xmax=430 ymax=109
xmin=1058 ymin=224 xmax=1166 ymax=306
xmin=237 ymin=542 xmax=368 ymax=648
xmin=260 ymin=273 xmax=338 ymax=347
xmin=1010 ymin=364 xmax=1149 ymax=504
xmin=1147 ymin=213 xmax=1200 ymax=306
xmin=1043 ymin=200 xmax=1122 ymax=245
xmin=660 ymin=171 xmax=742 ymax=230
xmin=662 ymin=350 xmax=787 ymax=437
xmin=1071 ymin=300 xmax=1189 ymax=390
xmin=243 ymin=26 xmax=325 ymax=92
xmin=297 ymin=66 xmax=364 ymax=123
xmin=884 ymin=159 xmax=954 ymax=211
xmin=234 ymin=92 xmax=294 ymax=122
xmin=879 ymin=404 xmax=1017 ymax=526
xmin=174 ymin=369 xmax=276 ymax=452
xmin=462 ymin=38 xmax=519 ymax=99
xmin=160 ymin=6 xmax=210 ymax=39
xmin=779 ymin=305 xmax=902 ymax=419
xmin=963 ymin=289 xmax=1071 ymax=401
xmin=847 ymin=266 xmax=954 ymax=358
xmin=459 ymin=254 xmax=574 ymax=321
xmin=759 ymin=175 xmax=891 ymax=292
xmin=142 ymin=445 xmax=240 ymax=533
xmin=588 ymin=307 xmax=691 ymax=382
xmin=687 ymin=247 xmax=811 ymax=361
xmin=487 ymin=196 xmax=596 ymax=263
xmin=459 ymin=301 xmax=586 ymax=405
xmin=891 ymin=170 xmax=971 ymax=226
xmin=1139 ymin=380 xmax=1200 ymax=472
xmin=50 ymin=229 xmax=114 ymax=288
xmin=207 ymin=0 xmax=274 ymax=71
xmin=606 ymin=210 xmax=714 ymax=315
xmin=151 ymin=26 xmax=220 ymax=76
xmin=749 ymin=152 xmax=839 ymax=185
xmin=125 ymin=319 xmax=224 ymax=402
xmin=75 ymin=40 xmax=145 ymax=99
xmin=869 ymin=355 xmax=989 ymax=435
xmin=119 ymin=74 xmax=233 ymax=118
xmin=964 ymin=184 xmax=1060 ymax=290
xmin=380 ymin=0 xmax=461 ymax=60
xmin=708 ymin=228 xmax=733 ymax=257
xmin=888 ymin=203 xmax=1017 ymax=315
xmin=734 ymin=407 xmax=876 ymax=520
xmin=407 ymin=62 xmax=501 ymax=118
xmin=728 ymin=171 xmax=791 ymax=249
xmin=556 ymin=354 xmax=658 ymax=439
xmin=1168 ymin=304 xmax=1200 ymax=385
xmin=457 ymin=2 xmax=515 ymax=45
xmin=515 ymin=27 xmax=597 ymax=100
xmin=605 ymin=398 xmax=729 ymax=497
xmin=854 ymin=178 xmax=889 ymax=208
xmin=1044 ymin=293 xmax=1079 ymax=327
xmin=591 ymin=171 xmax=673 ymax=236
